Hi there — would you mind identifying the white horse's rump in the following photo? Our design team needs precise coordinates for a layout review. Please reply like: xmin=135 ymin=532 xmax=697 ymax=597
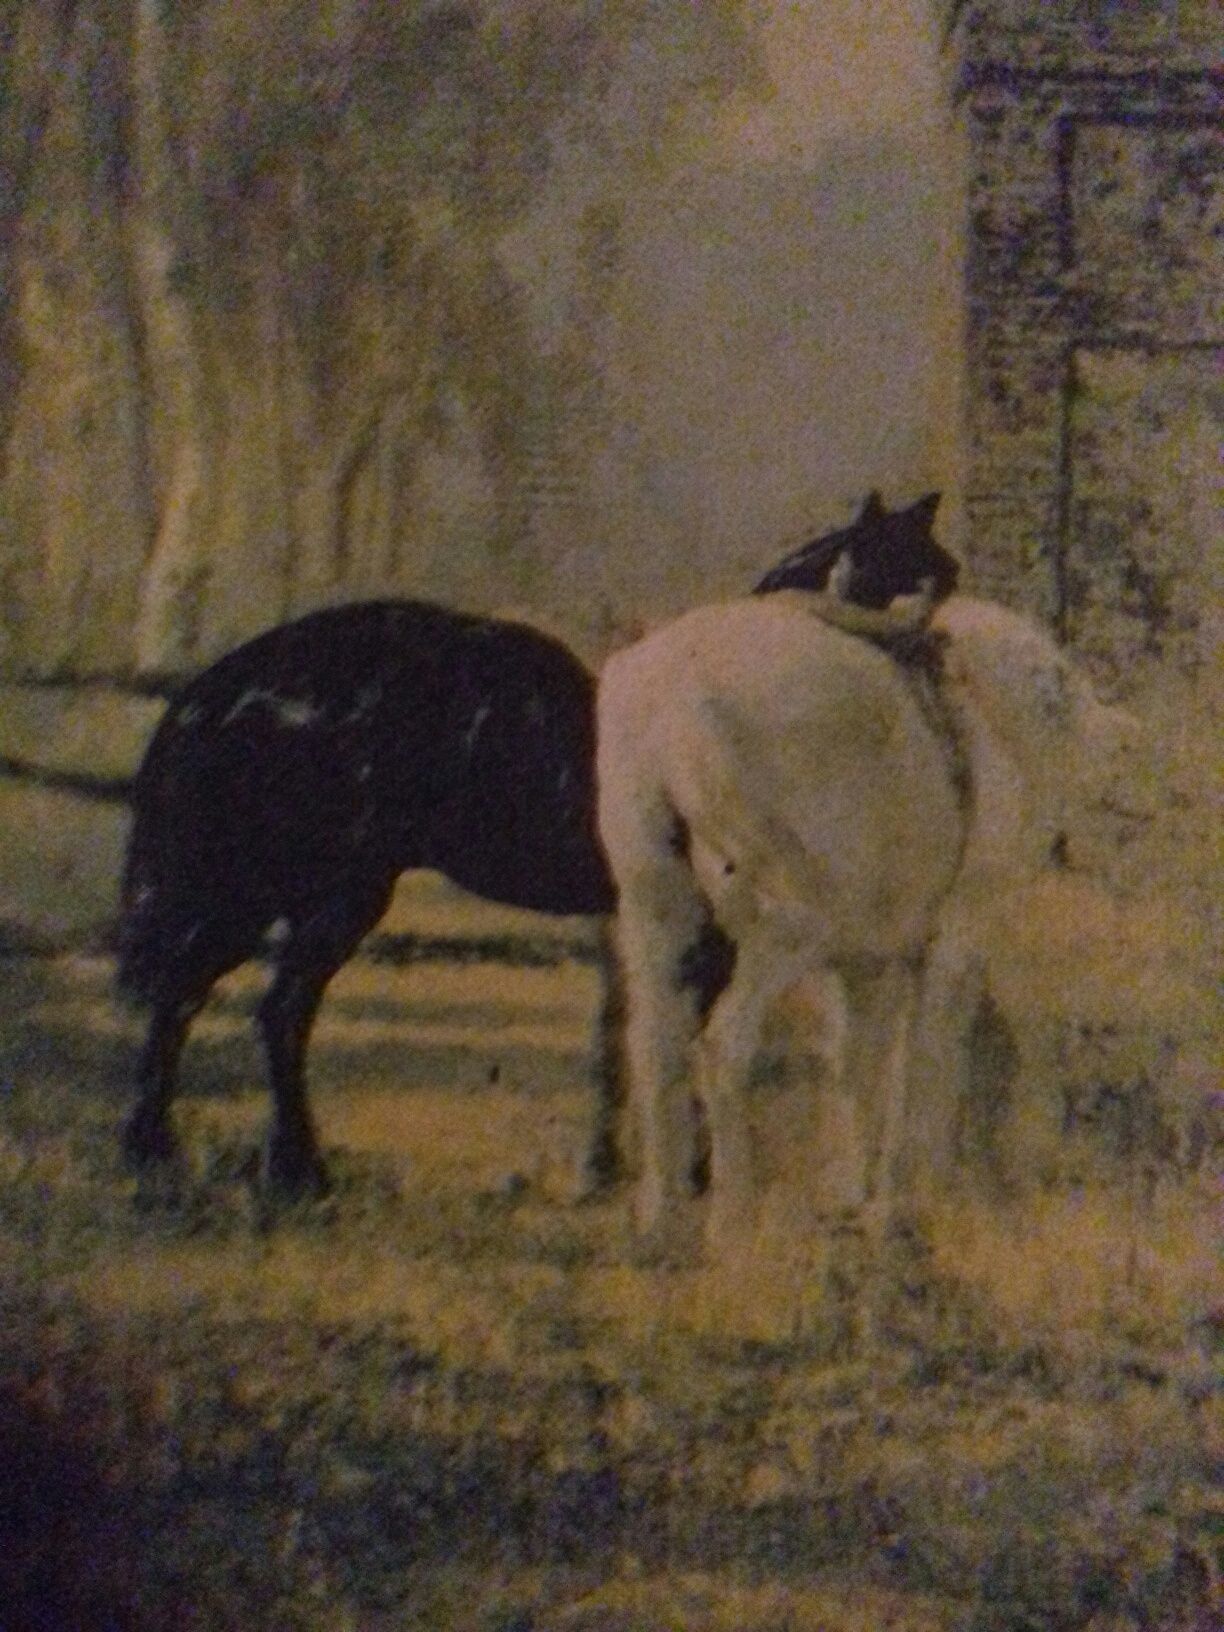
xmin=596 ymin=594 xmax=1134 ymax=1249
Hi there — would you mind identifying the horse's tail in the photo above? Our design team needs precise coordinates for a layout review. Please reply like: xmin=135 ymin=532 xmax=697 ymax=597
xmin=114 ymin=743 xmax=203 ymax=1009
xmin=596 ymin=648 xmax=712 ymax=944
xmin=114 ymin=837 xmax=171 ymax=1008
xmin=594 ymin=650 xmax=737 ymax=1064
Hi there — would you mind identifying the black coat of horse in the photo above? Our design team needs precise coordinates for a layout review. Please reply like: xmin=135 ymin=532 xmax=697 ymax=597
xmin=118 ymin=494 xmax=958 ymax=1200
xmin=119 ymin=601 xmax=616 ymax=1197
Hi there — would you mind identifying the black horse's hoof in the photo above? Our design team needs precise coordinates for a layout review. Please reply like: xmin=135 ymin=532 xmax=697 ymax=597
xmin=261 ymin=1140 xmax=331 ymax=1205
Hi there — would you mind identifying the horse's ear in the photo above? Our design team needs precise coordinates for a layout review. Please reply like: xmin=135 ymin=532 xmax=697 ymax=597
xmin=910 ymin=491 xmax=941 ymax=527
xmin=859 ymin=491 xmax=886 ymax=524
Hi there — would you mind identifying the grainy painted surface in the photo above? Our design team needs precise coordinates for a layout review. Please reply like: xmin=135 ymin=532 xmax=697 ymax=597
xmin=0 ymin=5 xmax=1219 ymax=1628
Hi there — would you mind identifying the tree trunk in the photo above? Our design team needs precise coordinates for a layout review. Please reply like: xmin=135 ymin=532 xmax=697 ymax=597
xmin=292 ymin=407 xmax=381 ymax=603
xmin=127 ymin=0 xmax=212 ymax=676
xmin=194 ymin=196 xmax=298 ymax=655
xmin=0 ymin=0 xmax=76 ymax=462
xmin=1 ymin=1 xmax=151 ymax=677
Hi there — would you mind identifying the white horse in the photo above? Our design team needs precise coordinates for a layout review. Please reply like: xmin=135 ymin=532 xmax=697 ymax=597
xmin=596 ymin=584 xmax=1136 ymax=1251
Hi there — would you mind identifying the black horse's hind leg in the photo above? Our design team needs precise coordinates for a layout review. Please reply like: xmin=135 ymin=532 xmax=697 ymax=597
xmin=122 ymin=1000 xmax=200 ymax=1169
xmin=258 ymin=876 xmax=397 ymax=1200
xmin=122 ymin=935 xmax=255 ymax=1171
xmin=581 ymin=918 xmax=627 ymax=1194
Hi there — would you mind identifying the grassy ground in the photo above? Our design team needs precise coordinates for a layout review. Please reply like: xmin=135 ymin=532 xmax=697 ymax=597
xmin=0 ymin=950 xmax=1218 ymax=1631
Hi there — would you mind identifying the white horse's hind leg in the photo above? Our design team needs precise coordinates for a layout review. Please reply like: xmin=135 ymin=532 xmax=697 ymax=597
xmin=906 ymin=926 xmax=986 ymax=1202
xmin=615 ymin=881 xmax=707 ymax=1251
xmin=842 ymin=958 xmax=923 ymax=1247
xmin=696 ymin=937 xmax=800 ymax=1248
xmin=798 ymin=970 xmax=868 ymax=1215
xmin=596 ymin=684 xmax=710 ymax=1251
xmin=833 ymin=957 xmax=922 ymax=1352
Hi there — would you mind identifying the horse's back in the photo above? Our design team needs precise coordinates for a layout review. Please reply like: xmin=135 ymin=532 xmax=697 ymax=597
xmin=601 ymin=597 xmax=952 ymax=784
xmin=128 ymin=598 xmax=612 ymax=919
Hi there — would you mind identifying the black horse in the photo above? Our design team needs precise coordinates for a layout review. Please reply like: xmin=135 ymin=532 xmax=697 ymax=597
xmin=118 ymin=601 xmax=618 ymax=1197
xmin=118 ymin=493 xmax=958 ymax=1200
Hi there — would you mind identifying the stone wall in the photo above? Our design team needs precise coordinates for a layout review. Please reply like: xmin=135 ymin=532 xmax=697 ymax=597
xmin=943 ymin=1 xmax=1221 ymax=1107
xmin=947 ymin=2 xmax=1220 ymax=895
xmin=946 ymin=0 xmax=1220 ymax=629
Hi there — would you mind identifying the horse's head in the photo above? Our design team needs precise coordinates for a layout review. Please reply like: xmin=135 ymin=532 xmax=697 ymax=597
xmin=755 ymin=491 xmax=960 ymax=609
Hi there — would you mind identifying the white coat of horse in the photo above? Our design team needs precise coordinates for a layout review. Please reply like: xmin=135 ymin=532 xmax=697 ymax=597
xmin=596 ymin=589 xmax=1135 ymax=1249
